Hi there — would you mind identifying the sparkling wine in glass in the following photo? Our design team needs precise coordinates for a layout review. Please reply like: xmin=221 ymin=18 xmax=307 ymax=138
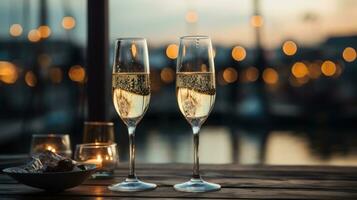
xmin=174 ymin=36 xmax=221 ymax=192
xmin=108 ymin=38 xmax=156 ymax=192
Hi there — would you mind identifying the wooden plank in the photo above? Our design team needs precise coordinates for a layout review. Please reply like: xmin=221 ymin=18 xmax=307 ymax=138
xmin=1 ymin=175 xmax=356 ymax=192
xmin=0 ymin=184 xmax=356 ymax=199
xmin=1 ymin=164 xmax=357 ymax=199
xmin=0 ymin=197 xmax=192 ymax=200
xmin=115 ymin=163 xmax=357 ymax=173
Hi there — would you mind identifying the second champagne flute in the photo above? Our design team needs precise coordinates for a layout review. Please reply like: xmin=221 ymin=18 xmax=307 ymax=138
xmin=174 ymin=36 xmax=221 ymax=192
xmin=108 ymin=38 xmax=156 ymax=192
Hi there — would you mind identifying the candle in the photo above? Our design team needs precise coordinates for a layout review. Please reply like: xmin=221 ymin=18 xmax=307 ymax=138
xmin=46 ymin=145 xmax=57 ymax=153
xmin=85 ymin=155 xmax=103 ymax=168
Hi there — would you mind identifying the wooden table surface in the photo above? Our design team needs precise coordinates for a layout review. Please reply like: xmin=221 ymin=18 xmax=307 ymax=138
xmin=1 ymin=163 xmax=357 ymax=199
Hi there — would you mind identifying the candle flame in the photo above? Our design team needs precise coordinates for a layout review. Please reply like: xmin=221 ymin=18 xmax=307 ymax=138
xmin=96 ymin=154 xmax=102 ymax=162
xmin=46 ymin=145 xmax=56 ymax=153
xmin=131 ymin=43 xmax=137 ymax=58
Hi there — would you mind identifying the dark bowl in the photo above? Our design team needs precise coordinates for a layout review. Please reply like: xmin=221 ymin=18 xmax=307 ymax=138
xmin=2 ymin=164 xmax=97 ymax=191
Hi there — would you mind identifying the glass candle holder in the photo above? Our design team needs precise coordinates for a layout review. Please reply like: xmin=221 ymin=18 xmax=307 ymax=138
xmin=83 ymin=121 xmax=115 ymax=144
xmin=74 ymin=143 xmax=119 ymax=179
xmin=30 ymin=134 xmax=72 ymax=158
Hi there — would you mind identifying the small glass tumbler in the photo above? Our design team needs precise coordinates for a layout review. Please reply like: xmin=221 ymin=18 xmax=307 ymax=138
xmin=74 ymin=143 xmax=119 ymax=179
xmin=83 ymin=121 xmax=115 ymax=144
xmin=30 ymin=134 xmax=72 ymax=158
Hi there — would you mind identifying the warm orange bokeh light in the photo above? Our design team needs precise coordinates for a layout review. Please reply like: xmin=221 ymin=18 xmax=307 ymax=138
xmin=50 ymin=67 xmax=63 ymax=84
xmin=291 ymin=62 xmax=308 ymax=78
xmin=0 ymin=61 xmax=18 ymax=84
xmin=185 ymin=11 xmax=198 ymax=23
xmin=282 ymin=41 xmax=297 ymax=56
xmin=68 ymin=65 xmax=85 ymax=82
xmin=321 ymin=60 xmax=336 ymax=77
xmin=9 ymin=24 xmax=23 ymax=37
xmin=62 ymin=16 xmax=76 ymax=30
xmin=251 ymin=15 xmax=264 ymax=27
xmin=160 ymin=67 xmax=175 ymax=83
xmin=342 ymin=47 xmax=356 ymax=62
xmin=263 ymin=68 xmax=279 ymax=84
xmin=38 ymin=25 xmax=51 ymax=38
xmin=166 ymin=44 xmax=179 ymax=59
xmin=290 ymin=76 xmax=309 ymax=87
xmin=223 ymin=67 xmax=238 ymax=83
xmin=245 ymin=67 xmax=259 ymax=82
xmin=308 ymin=63 xmax=321 ymax=79
xmin=25 ymin=71 xmax=37 ymax=87
xmin=28 ymin=29 xmax=41 ymax=42
xmin=231 ymin=46 xmax=246 ymax=61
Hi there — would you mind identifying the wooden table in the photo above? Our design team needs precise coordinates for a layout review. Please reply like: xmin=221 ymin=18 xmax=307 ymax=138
xmin=1 ymin=164 xmax=357 ymax=199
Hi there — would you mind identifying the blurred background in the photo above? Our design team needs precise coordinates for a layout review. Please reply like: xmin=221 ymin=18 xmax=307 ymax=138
xmin=1 ymin=0 xmax=357 ymax=165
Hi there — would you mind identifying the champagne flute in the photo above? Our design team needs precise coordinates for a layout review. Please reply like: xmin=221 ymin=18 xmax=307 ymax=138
xmin=174 ymin=36 xmax=220 ymax=192
xmin=108 ymin=38 xmax=156 ymax=192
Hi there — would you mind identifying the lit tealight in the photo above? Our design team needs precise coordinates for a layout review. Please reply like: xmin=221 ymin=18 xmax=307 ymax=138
xmin=46 ymin=145 xmax=56 ymax=153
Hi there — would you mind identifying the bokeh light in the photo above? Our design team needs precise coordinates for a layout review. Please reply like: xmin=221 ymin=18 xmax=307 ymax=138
xmin=321 ymin=60 xmax=336 ymax=77
xmin=25 ymin=71 xmax=37 ymax=87
xmin=68 ymin=65 xmax=85 ymax=82
xmin=244 ymin=66 xmax=259 ymax=82
xmin=231 ymin=46 xmax=246 ymax=61
xmin=308 ymin=63 xmax=321 ymax=79
xmin=263 ymin=68 xmax=279 ymax=84
xmin=38 ymin=54 xmax=52 ymax=68
xmin=223 ymin=67 xmax=238 ymax=83
xmin=282 ymin=41 xmax=297 ymax=56
xmin=333 ymin=63 xmax=343 ymax=78
xmin=28 ymin=29 xmax=41 ymax=42
xmin=49 ymin=67 xmax=63 ymax=84
xmin=291 ymin=62 xmax=308 ymax=78
xmin=0 ymin=61 xmax=18 ymax=84
xmin=342 ymin=47 xmax=356 ymax=62
xmin=38 ymin=25 xmax=51 ymax=38
xmin=166 ymin=44 xmax=178 ymax=59
xmin=160 ymin=67 xmax=175 ymax=83
xmin=251 ymin=15 xmax=264 ymax=27
xmin=9 ymin=24 xmax=23 ymax=37
xmin=62 ymin=16 xmax=76 ymax=30
xmin=185 ymin=11 xmax=198 ymax=23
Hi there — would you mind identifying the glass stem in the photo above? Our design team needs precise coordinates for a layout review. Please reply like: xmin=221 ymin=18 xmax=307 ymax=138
xmin=192 ymin=126 xmax=200 ymax=179
xmin=128 ymin=126 xmax=136 ymax=178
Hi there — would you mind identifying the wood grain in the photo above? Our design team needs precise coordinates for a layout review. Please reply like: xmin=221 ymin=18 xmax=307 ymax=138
xmin=1 ymin=164 xmax=357 ymax=199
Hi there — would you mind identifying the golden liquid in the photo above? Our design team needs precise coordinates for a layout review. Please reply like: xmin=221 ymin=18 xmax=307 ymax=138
xmin=176 ymin=72 xmax=216 ymax=126
xmin=112 ymin=72 xmax=150 ymax=126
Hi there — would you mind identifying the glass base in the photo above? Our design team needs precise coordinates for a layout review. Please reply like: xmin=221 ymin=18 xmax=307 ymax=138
xmin=91 ymin=171 xmax=114 ymax=179
xmin=174 ymin=178 xmax=221 ymax=193
xmin=108 ymin=177 xmax=157 ymax=192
